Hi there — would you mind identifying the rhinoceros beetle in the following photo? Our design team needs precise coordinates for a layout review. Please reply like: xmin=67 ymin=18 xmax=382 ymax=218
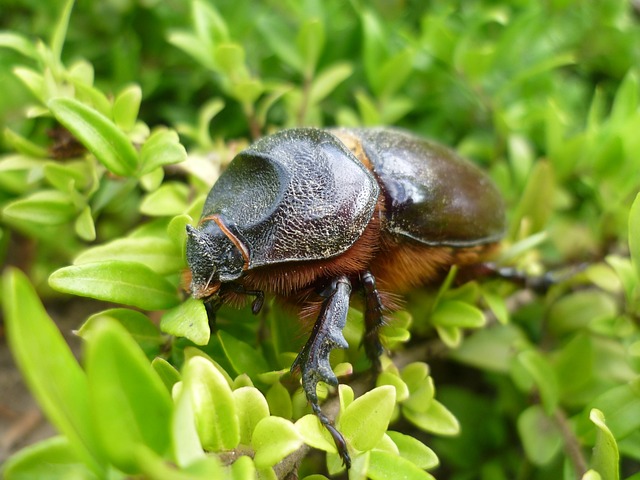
xmin=185 ymin=127 xmax=505 ymax=468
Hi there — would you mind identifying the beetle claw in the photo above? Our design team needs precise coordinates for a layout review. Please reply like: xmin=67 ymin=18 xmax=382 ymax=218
xmin=291 ymin=275 xmax=352 ymax=468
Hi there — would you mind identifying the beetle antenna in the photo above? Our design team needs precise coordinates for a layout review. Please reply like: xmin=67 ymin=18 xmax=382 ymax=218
xmin=204 ymin=269 xmax=216 ymax=290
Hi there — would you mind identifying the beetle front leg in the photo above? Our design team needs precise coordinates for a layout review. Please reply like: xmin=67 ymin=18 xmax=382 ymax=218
xmin=361 ymin=271 xmax=385 ymax=372
xmin=291 ymin=275 xmax=351 ymax=468
xmin=204 ymin=296 xmax=223 ymax=332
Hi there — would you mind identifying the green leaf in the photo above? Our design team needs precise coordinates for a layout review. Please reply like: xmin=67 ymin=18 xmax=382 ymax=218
xmin=140 ymin=167 xmax=164 ymax=192
xmin=3 ymin=127 xmax=48 ymax=157
xmin=192 ymin=0 xmax=229 ymax=46
xmin=297 ymin=19 xmax=325 ymax=77
xmin=256 ymin=17 xmax=303 ymax=73
xmin=0 ymin=31 xmax=38 ymax=58
xmin=309 ymin=63 xmax=353 ymax=104
xmin=430 ymin=300 xmax=486 ymax=328
xmin=368 ymin=450 xmax=436 ymax=480
xmin=252 ymin=416 xmax=303 ymax=469
xmin=339 ymin=385 xmax=396 ymax=451
xmin=50 ymin=0 xmax=75 ymax=62
xmin=229 ymin=78 xmax=264 ymax=105
xmin=606 ymin=255 xmax=637 ymax=307
xmin=510 ymin=160 xmax=555 ymax=238
xmin=85 ymin=317 xmax=172 ymax=473
xmin=234 ymin=386 xmax=270 ymax=445
xmin=136 ymin=444 xmax=224 ymax=479
xmin=629 ymin=192 xmax=640 ymax=283
xmin=377 ymin=371 xmax=410 ymax=402
xmin=482 ymin=289 xmax=510 ymax=325
xmin=579 ymin=379 xmax=640 ymax=440
xmin=2 ymin=268 xmax=104 ymax=474
xmin=403 ymin=399 xmax=460 ymax=436
xmin=48 ymin=97 xmax=139 ymax=176
xmin=611 ymin=70 xmax=638 ymax=123
xmin=582 ymin=471 xmax=603 ymax=480
xmin=167 ymin=30 xmax=215 ymax=70
xmin=295 ymin=414 xmax=337 ymax=454
xmin=161 ymin=297 xmax=210 ymax=345
xmin=2 ymin=436 xmax=98 ymax=480
xmin=379 ymin=95 xmax=414 ymax=124
xmin=375 ymin=48 xmax=414 ymax=98
xmin=387 ymin=431 xmax=439 ymax=470
xmin=339 ymin=383 xmax=355 ymax=413
xmin=218 ymin=330 xmax=270 ymax=378
xmin=402 ymin=376 xmax=435 ymax=414
xmin=548 ymin=290 xmax=618 ymax=336
xmin=400 ymin=363 xmax=430 ymax=391
xmin=361 ymin=9 xmax=386 ymax=94
xmin=139 ymin=128 xmax=187 ymax=175
xmin=589 ymin=409 xmax=619 ymax=480
xmin=517 ymin=405 xmax=562 ymax=466
xmin=184 ymin=347 xmax=234 ymax=387
xmin=2 ymin=190 xmax=78 ymax=226
xmin=140 ymin=182 xmax=190 ymax=216
xmin=355 ymin=90 xmax=380 ymax=125
xmin=113 ymin=84 xmax=142 ymax=131
xmin=266 ymin=381 xmax=293 ymax=419
xmin=152 ymin=357 xmax=181 ymax=392
xmin=450 ymin=324 xmax=523 ymax=373
xmin=183 ymin=356 xmax=240 ymax=451
xmin=214 ymin=43 xmax=248 ymax=80
xmin=229 ymin=455 xmax=257 ymax=480
xmin=73 ymin=82 xmax=112 ymax=118
xmin=435 ymin=325 xmax=462 ymax=348
xmin=12 ymin=67 xmax=45 ymax=101
xmin=80 ymin=308 xmax=163 ymax=357
xmin=49 ymin=261 xmax=179 ymax=310
xmin=74 ymin=236 xmax=183 ymax=275
xmin=167 ymin=213 xmax=193 ymax=250
xmin=74 ymin=205 xmax=96 ymax=241
xmin=517 ymin=349 xmax=560 ymax=414
xmin=172 ymin=380 xmax=205 ymax=468
xmin=67 ymin=59 xmax=95 ymax=87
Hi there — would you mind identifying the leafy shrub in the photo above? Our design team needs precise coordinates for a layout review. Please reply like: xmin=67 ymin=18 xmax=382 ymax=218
xmin=1 ymin=0 xmax=640 ymax=479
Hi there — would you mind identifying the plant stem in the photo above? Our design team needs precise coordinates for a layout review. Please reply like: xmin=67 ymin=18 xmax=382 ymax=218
xmin=554 ymin=408 xmax=588 ymax=477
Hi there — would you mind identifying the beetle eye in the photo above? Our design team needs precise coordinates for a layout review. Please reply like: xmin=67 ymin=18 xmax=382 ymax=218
xmin=224 ymin=248 xmax=242 ymax=266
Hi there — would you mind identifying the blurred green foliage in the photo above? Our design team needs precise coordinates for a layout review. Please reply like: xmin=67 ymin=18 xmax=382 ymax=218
xmin=1 ymin=0 xmax=640 ymax=479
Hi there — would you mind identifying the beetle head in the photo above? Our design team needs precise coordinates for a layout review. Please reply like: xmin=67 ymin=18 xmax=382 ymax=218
xmin=185 ymin=223 xmax=245 ymax=299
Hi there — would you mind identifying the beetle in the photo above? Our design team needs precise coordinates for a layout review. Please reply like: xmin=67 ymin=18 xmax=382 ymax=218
xmin=185 ymin=127 xmax=505 ymax=468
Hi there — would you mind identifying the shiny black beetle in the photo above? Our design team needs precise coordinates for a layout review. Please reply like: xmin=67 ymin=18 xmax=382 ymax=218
xmin=185 ymin=127 xmax=505 ymax=467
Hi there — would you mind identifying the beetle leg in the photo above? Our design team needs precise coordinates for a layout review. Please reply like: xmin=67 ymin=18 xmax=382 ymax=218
xmin=361 ymin=271 xmax=385 ymax=372
xmin=204 ymin=296 xmax=223 ymax=332
xmin=291 ymin=275 xmax=351 ymax=468
xmin=226 ymin=283 xmax=266 ymax=314
xmin=457 ymin=262 xmax=582 ymax=294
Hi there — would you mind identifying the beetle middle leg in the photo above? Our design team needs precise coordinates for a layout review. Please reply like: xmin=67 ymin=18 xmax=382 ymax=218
xmin=361 ymin=271 xmax=385 ymax=372
xmin=291 ymin=275 xmax=352 ymax=468
xmin=456 ymin=262 xmax=571 ymax=294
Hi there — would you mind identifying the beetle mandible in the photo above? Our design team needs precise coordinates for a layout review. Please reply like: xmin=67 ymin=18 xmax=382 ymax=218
xmin=185 ymin=127 xmax=506 ymax=468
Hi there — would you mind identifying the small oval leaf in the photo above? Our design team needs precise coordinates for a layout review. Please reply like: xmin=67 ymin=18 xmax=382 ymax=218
xmin=234 ymin=387 xmax=270 ymax=446
xmin=49 ymin=261 xmax=179 ymax=310
xmin=252 ymin=416 xmax=302 ymax=469
xmin=161 ymin=298 xmax=210 ymax=345
xmin=184 ymin=356 xmax=240 ymax=451
xmin=339 ymin=385 xmax=396 ymax=451
xmin=48 ymin=97 xmax=139 ymax=176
